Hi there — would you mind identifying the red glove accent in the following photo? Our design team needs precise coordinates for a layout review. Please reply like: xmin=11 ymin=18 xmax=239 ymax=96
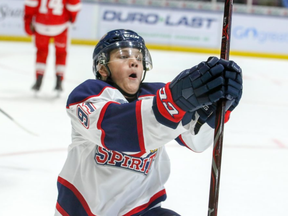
xmin=156 ymin=83 xmax=186 ymax=123
xmin=224 ymin=110 xmax=231 ymax=123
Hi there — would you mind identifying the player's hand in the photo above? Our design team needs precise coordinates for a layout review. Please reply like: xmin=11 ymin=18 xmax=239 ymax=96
xmin=170 ymin=56 xmax=242 ymax=112
xmin=24 ymin=15 xmax=34 ymax=35
xmin=173 ymin=56 xmax=242 ymax=128
xmin=153 ymin=56 xmax=242 ymax=128
xmin=24 ymin=21 xmax=34 ymax=36
xmin=196 ymin=57 xmax=242 ymax=128
xmin=69 ymin=14 xmax=77 ymax=23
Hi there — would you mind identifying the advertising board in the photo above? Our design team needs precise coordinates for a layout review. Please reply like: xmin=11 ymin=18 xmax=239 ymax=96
xmin=231 ymin=14 xmax=288 ymax=55
xmin=0 ymin=1 xmax=287 ymax=57
xmin=98 ymin=5 xmax=222 ymax=48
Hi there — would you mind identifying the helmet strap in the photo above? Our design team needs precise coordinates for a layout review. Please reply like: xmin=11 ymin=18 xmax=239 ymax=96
xmin=104 ymin=64 xmax=112 ymax=77
xmin=141 ymin=70 xmax=147 ymax=82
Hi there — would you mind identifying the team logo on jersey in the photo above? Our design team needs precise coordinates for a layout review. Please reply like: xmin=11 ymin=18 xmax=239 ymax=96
xmin=77 ymin=102 xmax=96 ymax=129
xmin=94 ymin=146 xmax=157 ymax=175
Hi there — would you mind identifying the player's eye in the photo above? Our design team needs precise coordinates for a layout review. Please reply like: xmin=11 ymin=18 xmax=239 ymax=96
xmin=120 ymin=55 xmax=129 ymax=59
xmin=116 ymin=52 xmax=129 ymax=59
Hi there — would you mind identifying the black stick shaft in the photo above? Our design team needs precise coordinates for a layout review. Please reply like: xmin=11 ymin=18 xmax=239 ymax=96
xmin=208 ymin=1 xmax=233 ymax=216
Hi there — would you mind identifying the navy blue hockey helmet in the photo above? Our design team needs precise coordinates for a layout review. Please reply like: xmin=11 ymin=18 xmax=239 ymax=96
xmin=92 ymin=29 xmax=153 ymax=80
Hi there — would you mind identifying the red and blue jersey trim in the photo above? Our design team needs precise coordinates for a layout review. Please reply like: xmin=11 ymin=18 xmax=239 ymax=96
xmin=56 ymin=176 xmax=96 ymax=216
xmin=123 ymin=189 xmax=167 ymax=216
xmin=56 ymin=177 xmax=167 ymax=216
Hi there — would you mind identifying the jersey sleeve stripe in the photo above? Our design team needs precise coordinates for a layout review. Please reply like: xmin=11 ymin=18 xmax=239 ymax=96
xmin=127 ymin=100 xmax=146 ymax=157
xmin=97 ymin=101 xmax=118 ymax=150
xmin=136 ymin=100 xmax=145 ymax=153
xmin=175 ymin=135 xmax=195 ymax=152
xmin=56 ymin=202 xmax=69 ymax=216
xmin=176 ymin=135 xmax=188 ymax=148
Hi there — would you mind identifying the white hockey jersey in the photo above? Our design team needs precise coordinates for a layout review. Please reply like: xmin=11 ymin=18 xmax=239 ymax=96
xmin=55 ymin=79 xmax=214 ymax=216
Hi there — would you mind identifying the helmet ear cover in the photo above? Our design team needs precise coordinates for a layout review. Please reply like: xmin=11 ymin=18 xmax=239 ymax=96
xmin=93 ymin=52 xmax=108 ymax=79
xmin=98 ymin=53 xmax=107 ymax=66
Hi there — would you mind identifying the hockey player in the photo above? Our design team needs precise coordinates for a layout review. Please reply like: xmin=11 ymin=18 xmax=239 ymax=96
xmin=24 ymin=0 xmax=82 ymax=91
xmin=55 ymin=29 xmax=243 ymax=215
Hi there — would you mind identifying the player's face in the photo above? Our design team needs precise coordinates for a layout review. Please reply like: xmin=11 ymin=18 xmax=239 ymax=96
xmin=108 ymin=48 xmax=144 ymax=95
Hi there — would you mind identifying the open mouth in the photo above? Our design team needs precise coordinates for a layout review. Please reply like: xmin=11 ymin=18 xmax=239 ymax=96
xmin=129 ymin=73 xmax=137 ymax=78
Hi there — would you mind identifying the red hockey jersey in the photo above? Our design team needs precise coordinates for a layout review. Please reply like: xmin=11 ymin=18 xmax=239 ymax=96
xmin=24 ymin=0 xmax=82 ymax=36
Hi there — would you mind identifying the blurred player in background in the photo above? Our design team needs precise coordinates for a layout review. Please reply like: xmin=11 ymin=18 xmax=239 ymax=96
xmin=24 ymin=0 xmax=82 ymax=92
xmin=55 ymin=29 xmax=243 ymax=215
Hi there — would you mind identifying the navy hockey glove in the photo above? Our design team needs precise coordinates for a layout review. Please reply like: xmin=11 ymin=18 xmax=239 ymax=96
xmin=195 ymin=88 xmax=242 ymax=130
xmin=199 ymin=57 xmax=243 ymax=128
xmin=170 ymin=56 xmax=242 ymax=128
xmin=153 ymin=56 xmax=242 ymax=129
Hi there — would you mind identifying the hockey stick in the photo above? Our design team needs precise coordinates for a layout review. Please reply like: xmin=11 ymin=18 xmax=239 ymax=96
xmin=0 ymin=108 xmax=38 ymax=136
xmin=207 ymin=0 xmax=233 ymax=216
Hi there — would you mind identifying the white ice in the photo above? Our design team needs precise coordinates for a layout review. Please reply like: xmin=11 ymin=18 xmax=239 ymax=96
xmin=0 ymin=41 xmax=287 ymax=216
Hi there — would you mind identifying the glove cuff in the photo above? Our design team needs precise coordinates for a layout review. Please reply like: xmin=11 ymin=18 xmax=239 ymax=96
xmin=152 ymin=83 xmax=186 ymax=128
xmin=156 ymin=83 xmax=186 ymax=123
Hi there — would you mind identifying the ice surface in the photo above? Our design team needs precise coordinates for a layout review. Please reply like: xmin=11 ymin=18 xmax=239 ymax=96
xmin=0 ymin=41 xmax=287 ymax=216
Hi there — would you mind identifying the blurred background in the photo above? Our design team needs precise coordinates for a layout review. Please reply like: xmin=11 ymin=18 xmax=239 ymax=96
xmin=0 ymin=0 xmax=288 ymax=216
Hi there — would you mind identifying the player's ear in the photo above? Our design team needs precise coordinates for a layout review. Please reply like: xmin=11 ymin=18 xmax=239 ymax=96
xmin=98 ymin=65 xmax=108 ymax=81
